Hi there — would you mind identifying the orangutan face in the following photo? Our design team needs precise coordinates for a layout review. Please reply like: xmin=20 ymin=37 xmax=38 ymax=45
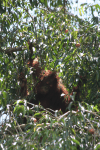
xmin=36 ymin=71 xmax=57 ymax=95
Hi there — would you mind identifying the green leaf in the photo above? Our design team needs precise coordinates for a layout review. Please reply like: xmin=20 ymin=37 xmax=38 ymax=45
xmin=95 ymin=144 xmax=100 ymax=150
xmin=71 ymin=138 xmax=80 ymax=145
xmin=34 ymin=112 xmax=44 ymax=119
xmin=71 ymin=128 xmax=76 ymax=135
xmin=14 ymin=100 xmax=24 ymax=105
xmin=13 ymin=105 xmax=26 ymax=116
xmin=2 ymin=91 xmax=7 ymax=106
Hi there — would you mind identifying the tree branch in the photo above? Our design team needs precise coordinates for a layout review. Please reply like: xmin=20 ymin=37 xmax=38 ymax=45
xmin=0 ymin=43 xmax=39 ymax=54
xmin=0 ymin=46 xmax=23 ymax=54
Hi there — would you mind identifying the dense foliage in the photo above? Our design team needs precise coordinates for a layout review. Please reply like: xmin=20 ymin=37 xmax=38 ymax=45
xmin=0 ymin=0 xmax=100 ymax=149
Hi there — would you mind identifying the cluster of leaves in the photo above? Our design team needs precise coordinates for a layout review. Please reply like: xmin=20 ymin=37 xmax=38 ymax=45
xmin=0 ymin=100 xmax=100 ymax=149
xmin=0 ymin=0 xmax=100 ymax=149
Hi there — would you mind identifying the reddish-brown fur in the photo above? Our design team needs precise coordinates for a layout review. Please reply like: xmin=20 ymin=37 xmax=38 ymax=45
xmin=18 ymin=42 xmax=85 ymax=112
xmin=30 ymin=59 xmax=86 ymax=112
xmin=18 ymin=72 xmax=28 ymax=97
xmin=27 ymin=58 xmax=42 ymax=79
xmin=34 ymin=69 xmax=71 ymax=112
